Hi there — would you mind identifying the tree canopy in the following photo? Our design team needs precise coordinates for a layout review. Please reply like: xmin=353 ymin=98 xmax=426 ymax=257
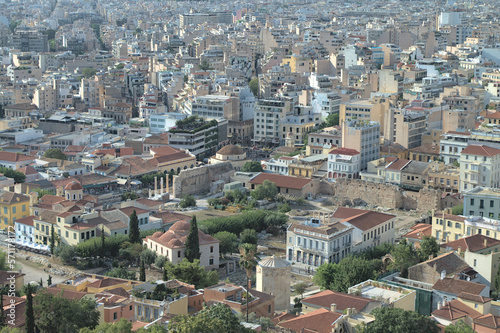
xmin=389 ymin=239 xmax=420 ymax=278
xmin=213 ymin=231 xmax=238 ymax=256
xmin=240 ymin=229 xmax=258 ymax=245
xmin=241 ymin=161 xmax=263 ymax=173
xmin=82 ymin=68 xmax=97 ymax=78
xmin=179 ymin=195 xmax=196 ymax=209
xmin=444 ymin=320 xmax=475 ymax=333
xmin=313 ymin=256 xmax=379 ymax=293
xmin=357 ymin=307 xmax=439 ymax=333
xmin=250 ymin=180 xmax=278 ymax=200
xmin=43 ymin=148 xmax=67 ymax=160
xmin=164 ymin=259 xmax=219 ymax=289
xmin=169 ymin=303 xmax=252 ymax=333
xmin=249 ymin=78 xmax=259 ymax=97
xmin=80 ymin=318 xmax=167 ymax=333
xmin=34 ymin=289 xmax=100 ymax=332
xmin=451 ymin=205 xmax=464 ymax=215
xmin=0 ymin=166 xmax=25 ymax=183
xmin=418 ymin=236 xmax=440 ymax=262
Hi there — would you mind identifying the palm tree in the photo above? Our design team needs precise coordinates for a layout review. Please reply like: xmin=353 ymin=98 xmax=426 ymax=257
xmin=239 ymin=243 xmax=258 ymax=323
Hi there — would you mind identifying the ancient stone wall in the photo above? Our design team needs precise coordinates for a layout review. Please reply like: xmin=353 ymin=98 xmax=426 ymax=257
xmin=321 ymin=178 xmax=442 ymax=212
xmin=172 ymin=162 xmax=234 ymax=198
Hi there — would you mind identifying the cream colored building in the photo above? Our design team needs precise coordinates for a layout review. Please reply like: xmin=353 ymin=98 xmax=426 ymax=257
xmin=143 ymin=220 xmax=219 ymax=269
xmin=256 ymin=255 xmax=291 ymax=311
xmin=460 ymin=145 xmax=500 ymax=192
xmin=209 ymin=145 xmax=250 ymax=171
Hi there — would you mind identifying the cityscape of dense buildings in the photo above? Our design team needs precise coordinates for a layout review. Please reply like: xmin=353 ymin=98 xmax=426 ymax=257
xmin=4 ymin=0 xmax=500 ymax=331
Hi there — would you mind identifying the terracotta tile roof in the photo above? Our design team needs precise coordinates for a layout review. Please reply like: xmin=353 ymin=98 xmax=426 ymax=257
xmin=17 ymin=165 xmax=39 ymax=176
xmin=272 ymin=312 xmax=297 ymax=325
xmin=432 ymin=299 xmax=482 ymax=321
xmin=302 ymin=290 xmax=377 ymax=312
xmin=136 ymin=198 xmax=163 ymax=207
xmin=333 ymin=207 xmax=395 ymax=231
xmin=328 ymin=148 xmax=359 ymax=156
xmin=433 ymin=212 xmax=467 ymax=222
xmin=278 ymin=308 xmax=343 ymax=333
xmin=150 ymin=146 xmax=181 ymax=156
xmin=15 ymin=215 xmax=35 ymax=227
xmin=0 ymin=192 xmax=29 ymax=205
xmin=44 ymin=287 xmax=87 ymax=300
xmin=441 ymin=234 xmax=500 ymax=253
xmin=249 ymin=173 xmax=312 ymax=190
xmin=474 ymin=314 xmax=500 ymax=329
xmin=485 ymin=112 xmax=500 ymax=119
xmin=152 ymin=211 xmax=191 ymax=225
xmin=461 ymin=145 xmax=500 ymax=157
xmin=131 ymin=321 xmax=148 ymax=331
xmin=119 ymin=207 xmax=150 ymax=216
xmin=0 ymin=152 xmax=34 ymax=162
xmin=0 ymin=271 xmax=25 ymax=284
xmin=148 ymin=151 xmax=194 ymax=166
xmin=386 ymin=158 xmax=411 ymax=171
xmin=145 ymin=220 xmax=219 ymax=249
xmin=2 ymin=296 xmax=25 ymax=328
xmin=433 ymin=278 xmax=486 ymax=295
xmin=409 ymin=144 xmax=440 ymax=155
xmin=86 ymin=277 xmax=128 ymax=289
xmin=458 ymin=292 xmax=492 ymax=304
xmin=403 ymin=223 xmax=432 ymax=240
xmin=446 ymin=131 xmax=471 ymax=136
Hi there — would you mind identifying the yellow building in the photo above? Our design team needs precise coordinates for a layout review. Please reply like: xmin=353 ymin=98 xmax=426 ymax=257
xmin=432 ymin=212 xmax=500 ymax=243
xmin=281 ymin=55 xmax=313 ymax=73
xmin=0 ymin=192 xmax=30 ymax=231
xmin=288 ymin=155 xmax=327 ymax=178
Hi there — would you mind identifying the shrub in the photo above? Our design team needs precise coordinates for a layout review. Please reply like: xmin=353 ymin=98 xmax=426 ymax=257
xmin=179 ymin=195 xmax=196 ymax=208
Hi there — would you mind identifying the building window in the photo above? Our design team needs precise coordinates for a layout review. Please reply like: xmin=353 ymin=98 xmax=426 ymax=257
xmin=113 ymin=312 xmax=117 ymax=320
xmin=3 ymin=207 xmax=6 ymax=215
xmin=209 ymin=258 xmax=214 ymax=265
xmin=210 ymin=246 xmax=213 ymax=253
xmin=178 ymin=251 xmax=181 ymax=258
xmin=22 ymin=205 xmax=26 ymax=212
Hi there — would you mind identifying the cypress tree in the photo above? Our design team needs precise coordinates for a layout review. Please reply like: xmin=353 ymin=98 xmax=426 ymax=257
xmin=47 ymin=275 xmax=52 ymax=286
xmin=101 ymin=226 xmax=106 ymax=257
xmin=50 ymin=225 xmax=55 ymax=255
xmin=129 ymin=210 xmax=140 ymax=243
xmin=25 ymin=284 xmax=35 ymax=333
xmin=184 ymin=216 xmax=200 ymax=262
xmin=139 ymin=260 xmax=146 ymax=282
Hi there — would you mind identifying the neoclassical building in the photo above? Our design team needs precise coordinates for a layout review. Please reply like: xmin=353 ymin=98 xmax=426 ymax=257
xmin=143 ymin=220 xmax=219 ymax=269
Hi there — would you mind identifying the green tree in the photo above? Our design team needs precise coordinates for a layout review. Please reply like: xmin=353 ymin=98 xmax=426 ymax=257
xmin=50 ymin=225 xmax=55 ymax=255
xmin=106 ymin=266 xmax=136 ymax=280
xmin=389 ymin=239 xmax=420 ymax=278
xmin=139 ymin=260 xmax=146 ymax=282
xmin=49 ymin=39 xmax=56 ymax=52
xmin=179 ymin=195 xmax=196 ymax=208
xmin=250 ymin=180 xmax=279 ymax=200
xmin=185 ymin=216 xmax=200 ymax=262
xmin=278 ymin=202 xmax=291 ymax=213
xmin=82 ymin=68 xmax=97 ymax=78
xmin=240 ymin=229 xmax=258 ymax=245
xmin=121 ymin=192 xmax=138 ymax=201
xmin=25 ymin=284 xmax=35 ymax=333
xmin=418 ymin=235 xmax=440 ymax=262
xmin=0 ymin=251 xmax=7 ymax=271
xmin=33 ymin=188 xmax=55 ymax=199
xmin=34 ymin=290 xmax=100 ymax=332
xmin=47 ymin=275 xmax=52 ymax=286
xmin=44 ymin=148 xmax=67 ymax=160
xmin=164 ymin=259 xmax=219 ymax=289
xmin=214 ymin=231 xmax=238 ymax=256
xmin=241 ymin=161 xmax=263 ymax=172
xmin=55 ymin=243 xmax=76 ymax=264
xmin=313 ymin=256 xmax=379 ymax=292
xmin=239 ymin=243 xmax=258 ymax=322
xmin=101 ymin=227 xmax=106 ymax=257
xmin=444 ymin=320 xmax=475 ymax=333
xmin=357 ymin=307 xmax=439 ymax=333
xmin=80 ymin=318 xmax=132 ymax=333
xmin=169 ymin=303 xmax=251 ymax=333
xmin=324 ymin=113 xmax=339 ymax=127
xmin=140 ymin=249 xmax=157 ymax=268
xmin=199 ymin=59 xmax=212 ymax=71
xmin=494 ymin=263 xmax=500 ymax=291
xmin=452 ymin=205 xmax=464 ymax=215
xmin=293 ymin=282 xmax=308 ymax=298
xmin=155 ymin=255 xmax=166 ymax=269
xmin=0 ymin=167 xmax=25 ymax=183
xmin=249 ymin=78 xmax=259 ymax=97
xmin=129 ymin=210 xmax=140 ymax=243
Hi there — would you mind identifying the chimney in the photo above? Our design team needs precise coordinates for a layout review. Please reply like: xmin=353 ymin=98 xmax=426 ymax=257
xmin=484 ymin=239 xmax=488 ymax=248
xmin=437 ymin=303 xmax=442 ymax=310
xmin=331 ymin=303 xmax=337 ymax=313
xmin=457 ymin=246 xmax=461 ymax=255
xmin=441 ymin=270 xmax=446 ymax=280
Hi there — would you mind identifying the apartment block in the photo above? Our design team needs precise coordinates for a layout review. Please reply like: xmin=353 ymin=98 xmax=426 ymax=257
xmin=341 ymin=119 xmax=380 ymax=171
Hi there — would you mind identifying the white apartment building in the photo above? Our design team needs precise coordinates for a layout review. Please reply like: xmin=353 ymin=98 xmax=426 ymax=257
xmin=460 ymin=145 xmax=500 ymax=192
xmin=286 ymin=216 xmax=353 ymax=267
xmin=254 ymin=98 xmax=293 ymax=145
xmin=327 ymin=147 xmax=361 ymax=179
xmin=185 ymin=95 xmax=239 ymax=121
xmin=341 ymin=120 xmax=380 ymax=171
xmin=262 ymin=156 xmax=298 ymax=175
xmin=440 ymin=131 xmax=471 ymax=164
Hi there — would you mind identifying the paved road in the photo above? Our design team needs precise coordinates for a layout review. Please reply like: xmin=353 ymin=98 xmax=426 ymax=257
xmin=17 ymin=259 xmax=66 ymax=286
